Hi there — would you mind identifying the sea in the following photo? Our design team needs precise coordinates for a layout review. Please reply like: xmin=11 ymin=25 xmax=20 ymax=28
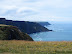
xmin=29 ymin=22 xmax=72 ymax=41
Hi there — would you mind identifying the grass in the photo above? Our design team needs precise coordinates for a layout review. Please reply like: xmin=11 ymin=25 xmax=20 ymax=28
xmin=0 ymin=24 xmax=33 ymax=41
xmin=0 ymin=41 xmax=72 ymax=54
xmin=0 ymin=24 xmax=9 ymax=26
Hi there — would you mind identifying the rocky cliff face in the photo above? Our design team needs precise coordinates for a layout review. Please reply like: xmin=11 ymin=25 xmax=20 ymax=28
xmin=0 ymin=24 xmax=33 ymax=41
xmin=13 ymin=21 xmax=49 ymax=34
xmin=0 ymin=18 xmax=51 ymax=34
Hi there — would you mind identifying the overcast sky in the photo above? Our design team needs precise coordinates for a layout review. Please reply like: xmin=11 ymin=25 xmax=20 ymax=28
xmin=0 ymin=0 xmax=72 ymax=22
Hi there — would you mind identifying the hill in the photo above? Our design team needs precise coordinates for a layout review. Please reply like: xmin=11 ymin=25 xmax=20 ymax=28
xmin=0 ymin=24 xmax=33 ymax=41
xmin=37 ymin=22 xmax=51 ymax=26
xmin=0 ymin=18 xmax=52 ymax=34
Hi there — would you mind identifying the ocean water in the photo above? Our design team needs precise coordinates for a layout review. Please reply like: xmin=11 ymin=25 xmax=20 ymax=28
xmin=29 ymin=23 xmax=72 ymax=41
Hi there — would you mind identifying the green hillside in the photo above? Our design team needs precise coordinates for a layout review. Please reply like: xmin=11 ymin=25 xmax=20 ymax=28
xmin=0 ymin=24 xmax=33 ymax=41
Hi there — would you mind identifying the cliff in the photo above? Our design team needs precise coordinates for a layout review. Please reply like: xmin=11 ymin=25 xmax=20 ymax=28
xmin=13 ymin=21 xmax=49 ymax=34
xmin=0 ymin=24 xmax=33 ymax=41
xmin=37 ymin=22 xmax=51 ymax=26
xmin=0 ymin=18 xmax=51 ymax=34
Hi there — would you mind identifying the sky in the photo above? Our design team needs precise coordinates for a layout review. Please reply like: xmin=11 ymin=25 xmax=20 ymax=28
xmin=0 ymin=0 xmax=72 ymax=22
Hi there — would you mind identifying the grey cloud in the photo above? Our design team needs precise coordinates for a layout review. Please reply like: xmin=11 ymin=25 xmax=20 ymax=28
xmin=0 ymin=7 xmax=38 ymax=17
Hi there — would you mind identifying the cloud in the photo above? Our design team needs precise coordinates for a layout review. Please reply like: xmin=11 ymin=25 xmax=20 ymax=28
xmin=0 ymin=0 xmax=39 ymax=19
xmin=17 ymin=7 xmax=38 ymax=15
xmin=0 ymin=7 xmax=38 ymax=18
xmin=0 ymin=0 xmax=72 ymax=22
xmin=38 ymin=0 xmax=72 ymax=8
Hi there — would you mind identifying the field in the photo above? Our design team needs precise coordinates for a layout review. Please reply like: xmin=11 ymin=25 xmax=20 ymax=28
xmin=0 ymin=41 xmax=72 ymax=54
xmin=0 ymin=24 xmax=9 ymax=26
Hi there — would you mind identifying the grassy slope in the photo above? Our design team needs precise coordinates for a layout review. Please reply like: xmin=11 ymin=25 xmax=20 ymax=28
xmin=0 ymin=41 xmax=72 ymax=54
xmin=0 ymin=24 xmax=33 ymax=41
xmin=0 ymin=24 xmax=9 ymax=26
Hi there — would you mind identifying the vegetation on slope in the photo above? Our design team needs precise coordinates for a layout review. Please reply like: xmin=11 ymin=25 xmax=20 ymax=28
xmin=0 ymin=41 xmax=72 ymax=54
xmin=0 ymin=24 xmax=33 ymax=41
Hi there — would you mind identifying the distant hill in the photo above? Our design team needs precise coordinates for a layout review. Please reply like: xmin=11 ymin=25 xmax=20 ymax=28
xmin=0 ymin=24 xmax=33 ymax=41
xmin=0 ymin=18 xmax=52 ymax=34
xmin=37 ymin=22 xmax=51 ymax=26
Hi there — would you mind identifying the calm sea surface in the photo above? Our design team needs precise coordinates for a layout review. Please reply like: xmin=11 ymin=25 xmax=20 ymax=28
xmin=29 ymin=23 xmax=72 ymax=41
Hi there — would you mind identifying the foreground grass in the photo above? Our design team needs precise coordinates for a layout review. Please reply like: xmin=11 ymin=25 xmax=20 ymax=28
xmin=0 ymin=41 xmax=72 ymax=54
xmin=0 ymin=24 xmax=9 ymax=26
